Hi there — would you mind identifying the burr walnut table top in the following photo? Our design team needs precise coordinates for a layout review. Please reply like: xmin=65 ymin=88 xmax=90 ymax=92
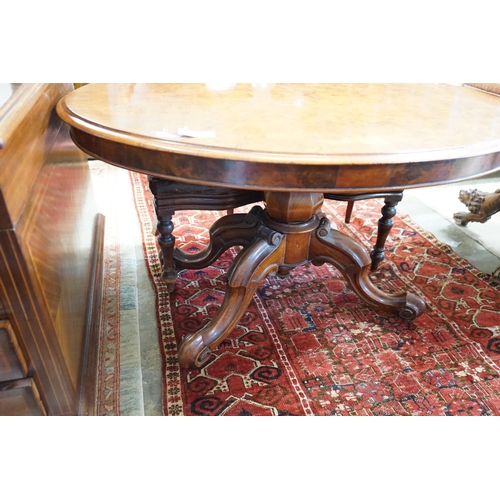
xmin=57 ymin=83 xmax=500 ymax=193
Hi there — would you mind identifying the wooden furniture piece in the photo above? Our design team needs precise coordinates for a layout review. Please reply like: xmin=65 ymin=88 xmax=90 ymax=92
xmin=149 ymin=178 xmax=263 ymax=290
xmin=452 ymin=83 xmax=500 ymax=282
xmin=149 ymin=177 xmax=403 ymax=290
xmin=453 ymin=83 xmax=500 ymax=226
xmin=0 ymin=84 xmax=104 ymax=415
xmin=57 ymin=83 xmax=500 ymax=369
xmin=324 ymin=191 xmax=404 ymax=270
xmin=454 ymin=186 xmax=500 ymax=226
xmin=454 ymin=184 xmax=500 ymax=284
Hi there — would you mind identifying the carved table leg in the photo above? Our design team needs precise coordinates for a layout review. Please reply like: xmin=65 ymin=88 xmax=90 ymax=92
xmin=173 ymin=207 xmax=261 ymax=271
xmin=370 ymin=195 xmax=402 ymax=271
xmin=158 ymin=207 xmax=262 ymax=292
xmin=156 ymin=209 xmax=177 ymax=291
xmin=178 ymin=225 xmax=285 ymax=367
xmin=309 ymin=217 xmax=425 ymax=319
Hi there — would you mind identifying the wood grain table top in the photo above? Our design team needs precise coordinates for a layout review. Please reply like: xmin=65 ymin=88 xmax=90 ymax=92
xmin=57 ymin=83 xmax=500 ymax=192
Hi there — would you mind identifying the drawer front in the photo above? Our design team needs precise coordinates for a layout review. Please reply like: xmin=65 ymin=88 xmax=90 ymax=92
xmin=0 ymin=319 xmax=28 ymax=382
xmin=0 ymin=378 xmax=46 ymax=416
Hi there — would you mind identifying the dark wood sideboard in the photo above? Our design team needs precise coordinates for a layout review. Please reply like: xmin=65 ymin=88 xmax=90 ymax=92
xmin=0 ymin=84 xmax=104 ymax=415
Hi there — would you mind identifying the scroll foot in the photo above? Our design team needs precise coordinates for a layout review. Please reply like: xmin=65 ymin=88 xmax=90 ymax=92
xmin=309 ymin=218 xmax=425 ymax=319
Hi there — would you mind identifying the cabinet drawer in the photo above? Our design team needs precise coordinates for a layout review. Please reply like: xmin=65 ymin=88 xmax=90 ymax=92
xmin=0 ymin=378 xmax=46 ymax=416
xmin=0 ymin=320 xmax=28 ymax=382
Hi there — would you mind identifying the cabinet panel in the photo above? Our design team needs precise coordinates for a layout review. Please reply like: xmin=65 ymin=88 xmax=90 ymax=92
xmin=0 ymin=83 xmax=103 ymax=415
xmin=0 ymin=320 xmax=28 ymax=382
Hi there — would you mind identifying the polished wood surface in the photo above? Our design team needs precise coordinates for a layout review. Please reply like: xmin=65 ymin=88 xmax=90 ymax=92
xmin=0 ymin=83 xmax=103 ymax=415
xmin=0 ymin=320 xmax=27 ymax=382
xmin=0 ymin=378 xmax=46 ymax=416
xmin=149 ymin=178 xmax=263 ymax=290
xmin=466 ymin=83 xmax=500 ymax=96
xmin=57 ymin=84 xmax=500 ymax=368
xmin=57 ymin=83 xmax=500 ymax=192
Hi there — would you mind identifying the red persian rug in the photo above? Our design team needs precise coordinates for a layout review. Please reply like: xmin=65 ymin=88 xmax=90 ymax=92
xmin=131 ymin=172 xmax=500 ymax=416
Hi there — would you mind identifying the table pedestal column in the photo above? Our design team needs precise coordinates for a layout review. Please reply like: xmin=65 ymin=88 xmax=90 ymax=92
xmin=177 ymin=192 xmax=425 ymax=368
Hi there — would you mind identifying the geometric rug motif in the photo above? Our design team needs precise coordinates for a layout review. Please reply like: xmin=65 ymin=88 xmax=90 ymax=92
xmin=131 ymin=172 xmax=500 ymax=416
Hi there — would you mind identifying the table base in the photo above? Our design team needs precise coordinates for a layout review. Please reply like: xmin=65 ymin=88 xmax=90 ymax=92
xmin=176 ymin=192 xmax=425 ymax=368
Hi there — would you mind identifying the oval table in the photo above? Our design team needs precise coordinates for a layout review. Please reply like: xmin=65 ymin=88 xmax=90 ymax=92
xmin=57 ymin=83 xmax=500 ymax=368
